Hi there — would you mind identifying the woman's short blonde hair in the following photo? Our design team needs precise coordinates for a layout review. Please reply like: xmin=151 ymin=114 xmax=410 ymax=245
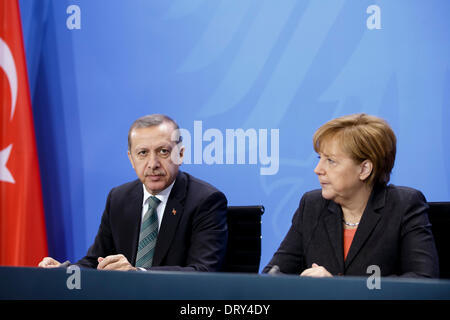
xmin=313 ymin=113 xmax=396 ymax=186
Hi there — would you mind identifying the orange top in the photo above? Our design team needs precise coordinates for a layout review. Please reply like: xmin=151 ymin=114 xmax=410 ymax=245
xmin=343 ymin=228 xmax=357 ymax=260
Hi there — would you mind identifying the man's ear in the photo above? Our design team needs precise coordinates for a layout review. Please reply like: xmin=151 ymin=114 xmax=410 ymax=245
xmin=171 ymin=144 xmax=184 ymax=166
xmin=127 ymin=150 xmax=135 ymax=170
xmin=179 ymin=145 xmax=185 ymax=162
xmin=360 ymin=160 xmax=373 ymax=181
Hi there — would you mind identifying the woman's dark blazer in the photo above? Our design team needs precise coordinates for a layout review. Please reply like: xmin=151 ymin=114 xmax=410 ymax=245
xmin=263 ymin=184 xmax=439 ymax=278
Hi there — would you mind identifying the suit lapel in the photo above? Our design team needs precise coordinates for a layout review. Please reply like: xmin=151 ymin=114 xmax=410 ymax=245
xmin=344 ymin=185 xmax=385 ymax=270
xmin=324 ymin=201 xmax=345 ymax=273
xmin=152 ymin=172 xmax=186 ymax=266
xmin=126 ymin=181 xmax=144 ymax=265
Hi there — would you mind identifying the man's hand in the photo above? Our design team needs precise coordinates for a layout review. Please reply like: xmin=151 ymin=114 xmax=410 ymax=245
xmin=97 ymin=254 xmax=137 ymax=271
xmin=300 ymin=263 xmax=333 ymax=278
xmin=38 ymin=257 xmax=61 ymax=268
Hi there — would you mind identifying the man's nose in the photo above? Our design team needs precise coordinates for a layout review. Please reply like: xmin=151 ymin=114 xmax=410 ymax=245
xmin=147 ymin=153 xmax=160 ymax=169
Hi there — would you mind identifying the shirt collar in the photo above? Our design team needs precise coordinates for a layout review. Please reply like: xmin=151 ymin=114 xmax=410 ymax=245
xmin=142 ymin=180 xmax=176 ymax=207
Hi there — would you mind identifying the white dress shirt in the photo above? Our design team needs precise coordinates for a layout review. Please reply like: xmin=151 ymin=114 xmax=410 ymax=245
xmin=136 ymin=182 xmax=175 ymax=271
xmin=141 ymin=180 xmax=175 ymax=229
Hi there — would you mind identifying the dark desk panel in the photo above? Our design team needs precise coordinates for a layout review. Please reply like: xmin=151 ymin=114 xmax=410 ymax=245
xmin=1 ymin=267 xmax=449 ymax=300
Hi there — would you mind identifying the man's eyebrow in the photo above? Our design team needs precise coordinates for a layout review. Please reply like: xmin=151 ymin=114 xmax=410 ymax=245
xmin=157 ymin=141 xmax=174 ymax=148
xmin=134 ymin=146 xmax=149 ymax=150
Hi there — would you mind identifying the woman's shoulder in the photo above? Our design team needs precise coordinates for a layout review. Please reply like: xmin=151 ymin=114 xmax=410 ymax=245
xmin=382 ymin=184 xmax=428 ymax=209
xmin=301 ymin=189 xmax=325 ymax=202
xmin=304 ymin=188 xmax=322 ymax=196
xmin=297 ymin=189 xmax=330 ymax=212
xmin=385 ymin=184 xmax=427 ymax=200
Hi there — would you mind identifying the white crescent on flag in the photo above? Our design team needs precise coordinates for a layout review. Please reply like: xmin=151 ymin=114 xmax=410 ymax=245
xmin=0 ymin=144 xmax=15 ymax=183
xmin=0 ymin=37 xmax=18 ymax=121
xmin=0 ymin=37 xmax=17 ymax=183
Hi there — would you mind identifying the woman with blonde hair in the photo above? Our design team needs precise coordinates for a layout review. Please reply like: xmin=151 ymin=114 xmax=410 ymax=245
xmin=264 ymin=113 xmax=439 ymax=278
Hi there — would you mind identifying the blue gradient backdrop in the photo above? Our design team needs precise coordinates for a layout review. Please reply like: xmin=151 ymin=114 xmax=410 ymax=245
xmin=18 ymin=0 xmax=450 ymax=271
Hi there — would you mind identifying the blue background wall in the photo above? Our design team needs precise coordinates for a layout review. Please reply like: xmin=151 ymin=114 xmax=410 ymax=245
xmin=18 ymin=0 xmax=450 ymax=270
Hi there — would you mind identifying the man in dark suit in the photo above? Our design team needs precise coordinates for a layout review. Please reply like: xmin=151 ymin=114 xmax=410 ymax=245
xmin=39 ymin=114 xmax=228 ymax=272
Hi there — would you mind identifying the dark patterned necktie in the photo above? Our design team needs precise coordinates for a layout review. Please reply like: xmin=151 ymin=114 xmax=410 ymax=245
xmin=135 ymin=195 xmax=161 ymax=268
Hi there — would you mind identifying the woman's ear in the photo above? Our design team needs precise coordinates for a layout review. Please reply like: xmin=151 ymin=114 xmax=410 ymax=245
xmin=360 ymin=160 xmax=373 ymax=181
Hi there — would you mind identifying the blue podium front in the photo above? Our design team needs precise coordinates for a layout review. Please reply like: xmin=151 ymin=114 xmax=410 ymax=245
xmin=1 ymin=266 xmax=449 ymax=300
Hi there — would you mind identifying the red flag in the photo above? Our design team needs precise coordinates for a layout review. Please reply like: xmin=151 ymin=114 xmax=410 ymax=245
xmin=0 ymin=0 xmax=48 ymax=265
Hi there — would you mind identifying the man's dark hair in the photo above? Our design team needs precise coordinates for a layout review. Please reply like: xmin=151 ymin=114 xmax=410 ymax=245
xmin=128 ymin=114 xmax=182 ymax=151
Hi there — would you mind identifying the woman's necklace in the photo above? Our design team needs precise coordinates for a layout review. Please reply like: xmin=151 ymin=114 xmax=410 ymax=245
xmin=342 ymin=219 xmax=360 ymax=227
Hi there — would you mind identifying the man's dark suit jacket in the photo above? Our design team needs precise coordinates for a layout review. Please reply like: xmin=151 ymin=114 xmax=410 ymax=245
xmin=263 ymin=184 xmax=439 ymax=277
xmin=76 ymin=171 xmax=228 ymax=272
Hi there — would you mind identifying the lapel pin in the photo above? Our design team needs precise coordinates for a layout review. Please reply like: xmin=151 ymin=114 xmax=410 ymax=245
xmin=172 ymin=208 xmax=177 ymax=215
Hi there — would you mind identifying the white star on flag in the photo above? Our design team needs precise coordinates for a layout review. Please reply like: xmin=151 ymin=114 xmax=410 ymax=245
xmin=0 ymin=144 xmax=15 ymax=183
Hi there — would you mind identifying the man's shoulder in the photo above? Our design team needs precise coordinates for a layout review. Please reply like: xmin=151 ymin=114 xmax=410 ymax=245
xmin=109 ymin=179 xmax=142 ymax=197
xmin=183 ymin=171 xmax=222 ymax=193
xmin=177 ymin=171 xmax=227 ymax=204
